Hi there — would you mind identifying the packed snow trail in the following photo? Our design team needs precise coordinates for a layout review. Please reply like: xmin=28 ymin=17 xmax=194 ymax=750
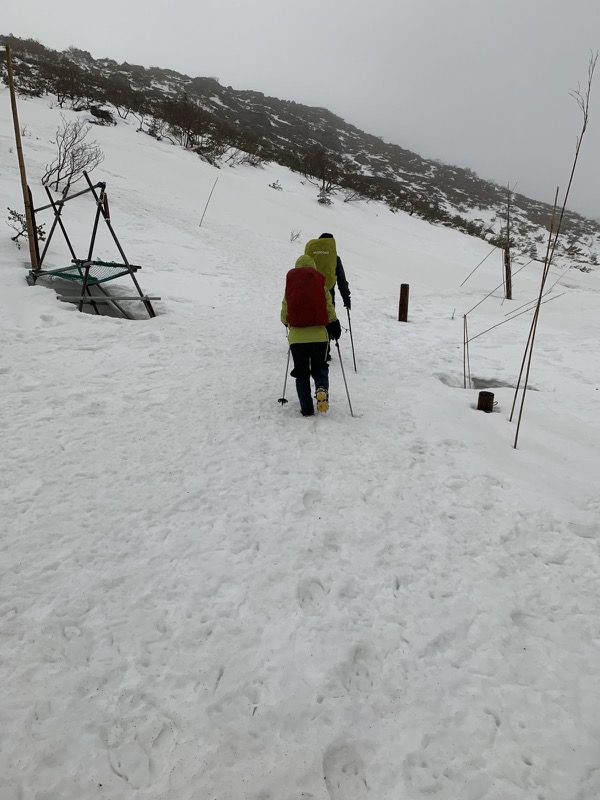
xmin=2 ymin=90 xmax=600 ymax=799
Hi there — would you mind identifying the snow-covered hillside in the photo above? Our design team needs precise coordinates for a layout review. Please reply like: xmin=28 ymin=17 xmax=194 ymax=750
xmin=2 ymin=90 xmax=600 ymax=800
xmin=4 ymin=34 xmax=600 ymax=267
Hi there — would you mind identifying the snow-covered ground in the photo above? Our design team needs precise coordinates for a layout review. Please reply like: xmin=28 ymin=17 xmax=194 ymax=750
xmin=2 ymin=89 xmax=600 ymax=800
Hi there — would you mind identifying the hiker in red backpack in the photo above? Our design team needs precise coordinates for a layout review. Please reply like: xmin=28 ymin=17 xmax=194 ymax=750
xmin=281 ymin=254 xmax=341 ymax=416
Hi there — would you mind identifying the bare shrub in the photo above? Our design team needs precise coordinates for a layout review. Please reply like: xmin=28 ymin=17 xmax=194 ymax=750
xmin=224 ymin=148 xmax=247 ymax=166
xmin=42 ymin=114 xmax=104 ymax=190
xmin=146 ymin=116 xmax=168 ymax=140
xmin=343 ymin=189 xmax=363 ymax=203
xmin=6 ymin=207 xmax=46 ymax=249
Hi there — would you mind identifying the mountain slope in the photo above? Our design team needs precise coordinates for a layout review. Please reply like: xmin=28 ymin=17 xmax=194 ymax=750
xmin=2 ymin=33 xmax=600 ymax=269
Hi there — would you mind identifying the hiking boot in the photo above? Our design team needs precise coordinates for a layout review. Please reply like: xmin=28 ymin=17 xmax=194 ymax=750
xmin=316 ymin=387 xmax=329 ymax=413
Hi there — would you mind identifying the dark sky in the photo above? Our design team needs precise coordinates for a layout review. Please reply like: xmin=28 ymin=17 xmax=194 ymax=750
xmin=5 ymin=0 xmax=600 ymax=216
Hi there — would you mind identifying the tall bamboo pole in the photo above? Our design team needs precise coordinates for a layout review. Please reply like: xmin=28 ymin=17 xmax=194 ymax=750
xmin=465 ymin=316 xmax=471 ymax=389
xmin=509 ymin=190 xmax=559 ymax=422
xmin=5 ymin=45 xmax=38 ymax=270
xmin=512 ymin=51 xmax=597 ymax=448
xmin=463 ymin=315 xmax=472 ymax=389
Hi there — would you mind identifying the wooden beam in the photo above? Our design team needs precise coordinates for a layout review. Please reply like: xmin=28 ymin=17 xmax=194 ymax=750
xmin=57 ymin=296 xmax=161 ymax=303
xmin=5 ymin=45 xmax=38 ymax=270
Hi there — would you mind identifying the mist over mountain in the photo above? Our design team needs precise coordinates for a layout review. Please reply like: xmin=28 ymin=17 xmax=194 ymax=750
xmin=2 ymin=33 xmax=599 ymax=269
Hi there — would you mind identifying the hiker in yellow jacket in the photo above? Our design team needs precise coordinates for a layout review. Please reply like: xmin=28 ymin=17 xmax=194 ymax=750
xmin=281 ymin=255 xmax=341 ymax=416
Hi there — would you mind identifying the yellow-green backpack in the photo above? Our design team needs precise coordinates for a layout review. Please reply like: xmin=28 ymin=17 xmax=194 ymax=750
xmin=304 ymin=238 xmax=337 ymax=290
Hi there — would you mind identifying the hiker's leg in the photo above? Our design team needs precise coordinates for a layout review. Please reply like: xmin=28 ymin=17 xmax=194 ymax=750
xmin=290 ymin=343 xmax=314 ymax=415
xmin=309 ymin=341 xmax=329 ymax=393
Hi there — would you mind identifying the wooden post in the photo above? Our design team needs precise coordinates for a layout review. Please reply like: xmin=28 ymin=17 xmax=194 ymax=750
xmin=463 ymin=316 xmax=467 ymax=388
xmin=504 ymin=246 xmax=512 ymax=300
xmin=398 ymin=283 xmax=409 ymax=322
xmin=28 ymin=185 xmax=41 ymax=267
xmin=477 ymin=391 xmax=495 ymax=412
xmin=504 ymin=185 xmax=512 ymax=300
xmin=5 ymin=45 xmax=38 ymax=270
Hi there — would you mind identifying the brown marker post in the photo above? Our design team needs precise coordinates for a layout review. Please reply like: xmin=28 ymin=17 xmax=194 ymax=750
xmin=477 ymin=391 xmax=495 ymax=413
xmin=398 ymin=283 xmax=409 ymax=322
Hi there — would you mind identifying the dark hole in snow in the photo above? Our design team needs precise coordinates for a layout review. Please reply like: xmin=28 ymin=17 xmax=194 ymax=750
xmin=34 ymin=276 xmax=150 ymax=320
xmin=435 ymin=373 xmax=539 ymax=391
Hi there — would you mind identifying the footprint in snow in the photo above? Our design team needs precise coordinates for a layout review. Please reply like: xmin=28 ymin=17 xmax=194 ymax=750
xmin=103 ymin=694 xmax=178 ymax=790
xmin=302 ymin=489 xmax=323 ymax=511
xmin=339 ymin=645 xmax=378 ymax=693
xmin=403 ymin=711 xmax=497 ymax=797
xmin=323 ymin=743 xmax=368 ymax=800
xmin=40 ymin=313 xmax=64 ymax=327
xmin=297 ymin=578 xmax=327 ymax=614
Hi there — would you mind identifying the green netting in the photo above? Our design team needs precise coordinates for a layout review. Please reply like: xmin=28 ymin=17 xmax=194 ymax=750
xmin=34 ymin=260 xmax=135 ymax=285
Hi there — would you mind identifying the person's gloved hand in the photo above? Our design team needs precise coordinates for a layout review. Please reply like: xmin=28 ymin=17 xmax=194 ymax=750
xmin=327 ymin=319 xmax=342 ymax=340
xmin=344 ymin=299 xmax=351 ymax=311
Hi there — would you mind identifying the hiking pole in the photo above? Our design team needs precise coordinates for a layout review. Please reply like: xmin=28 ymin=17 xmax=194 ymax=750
xmin=335 ymin=341 xmax=355 ymax=417
xmin=346 ymin=308 xmax=357 ymax=372
xmin=278 ymin=348 xmax=290 ymax=404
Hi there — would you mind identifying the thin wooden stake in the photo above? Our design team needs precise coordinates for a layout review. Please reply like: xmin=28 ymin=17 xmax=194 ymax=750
xmin=462 ymin=261 xmax=532 ymax=317
xmin=460 ymin=246 xmax=497 ymax=287
xmin=468 ymin=293 xmax=565 ymax=344
xmin=199 ymin=177 xmax=219 ymax=228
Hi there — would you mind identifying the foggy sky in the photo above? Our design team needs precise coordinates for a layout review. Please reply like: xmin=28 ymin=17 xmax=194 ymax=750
xmin=4 ymin=0 xmax=600 ymax=217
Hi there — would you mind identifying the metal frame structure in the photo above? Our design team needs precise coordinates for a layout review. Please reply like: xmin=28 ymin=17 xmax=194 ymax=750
xmin=28 ymin=171 xmax=157 ymax=319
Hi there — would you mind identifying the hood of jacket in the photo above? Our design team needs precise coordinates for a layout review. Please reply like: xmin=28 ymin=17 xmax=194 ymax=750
xmin=294 ymin=254 xmax=317 ymax=269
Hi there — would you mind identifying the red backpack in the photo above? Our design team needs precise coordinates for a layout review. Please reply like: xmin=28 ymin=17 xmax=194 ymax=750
xmin=285 ymin=267 xmax=329 ymax=327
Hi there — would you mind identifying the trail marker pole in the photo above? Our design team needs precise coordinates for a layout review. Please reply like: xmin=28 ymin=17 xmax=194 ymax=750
xmin=398 ymin=283 xmax=409 ymax=322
